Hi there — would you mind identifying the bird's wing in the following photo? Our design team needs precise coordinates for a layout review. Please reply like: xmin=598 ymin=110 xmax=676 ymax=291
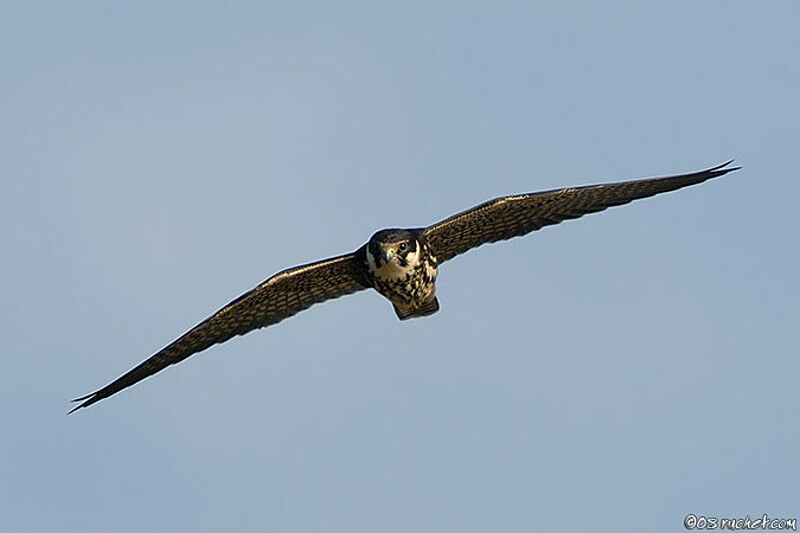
xmin=71 ymin=251 xmax=370 ymax=412
xmin=423 ymin=161 xmax=739 ymax=264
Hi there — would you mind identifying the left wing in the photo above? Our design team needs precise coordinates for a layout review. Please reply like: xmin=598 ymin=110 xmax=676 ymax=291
xmin=423 ymin=161 xmax=739 ymax=264
xmin=71 ymin=251 xmax=369 ymax=412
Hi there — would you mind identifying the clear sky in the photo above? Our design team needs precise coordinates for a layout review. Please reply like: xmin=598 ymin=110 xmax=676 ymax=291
xmin=2 ymin=1 xmax=798 ymax=531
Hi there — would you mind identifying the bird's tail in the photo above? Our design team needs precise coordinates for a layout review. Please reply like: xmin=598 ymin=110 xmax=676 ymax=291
xmin=394 ymin=297 xmax=440 ymax=320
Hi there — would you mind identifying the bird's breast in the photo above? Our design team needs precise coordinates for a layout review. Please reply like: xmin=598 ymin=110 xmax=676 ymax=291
xmin=367 ymin=252 xmax=438 ymax=306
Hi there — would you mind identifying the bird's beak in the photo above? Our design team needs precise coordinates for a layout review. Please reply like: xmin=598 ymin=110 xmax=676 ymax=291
xmin=382 ymin=248 xmax=396 ymax=263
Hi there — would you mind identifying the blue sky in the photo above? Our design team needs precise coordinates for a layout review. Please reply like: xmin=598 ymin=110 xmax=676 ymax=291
xmin=2 ymin=1 xmax=798 ymax=531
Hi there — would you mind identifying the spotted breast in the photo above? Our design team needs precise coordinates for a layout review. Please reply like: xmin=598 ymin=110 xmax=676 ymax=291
xmin=364 ymin=228 xmax=439 ymax=320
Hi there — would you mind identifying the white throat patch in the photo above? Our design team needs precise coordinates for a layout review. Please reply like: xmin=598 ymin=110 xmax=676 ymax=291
xmin=367 ymin=245 xmax=421 ymax=280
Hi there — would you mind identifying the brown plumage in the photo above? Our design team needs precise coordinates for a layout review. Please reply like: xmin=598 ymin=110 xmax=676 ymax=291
xmin=71 ymin=255 xmax=370 ymax=412
xmin=71 ymin=161 xmax=738 ymax=412
xmin=423 ymin=160 xmax=739 ymax=263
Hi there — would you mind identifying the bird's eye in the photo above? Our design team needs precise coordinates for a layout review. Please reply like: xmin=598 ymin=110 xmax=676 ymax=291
xmin=399 ymin=242 xmax=407 ymax=250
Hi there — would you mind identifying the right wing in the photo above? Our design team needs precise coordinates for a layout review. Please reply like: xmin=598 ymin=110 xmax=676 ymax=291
xmin=71 ymin=250 xmax=370 ymax=412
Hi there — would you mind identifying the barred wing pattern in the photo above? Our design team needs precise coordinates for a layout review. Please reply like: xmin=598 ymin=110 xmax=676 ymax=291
xmin=71 ymin=252 xmax=370 ymax=412
xmin=423 ymin=161 xmax=739 ymax=264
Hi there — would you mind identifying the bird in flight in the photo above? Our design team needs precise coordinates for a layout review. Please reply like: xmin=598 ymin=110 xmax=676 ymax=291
xmin=71 ymin=161 xmax=739 ymax=412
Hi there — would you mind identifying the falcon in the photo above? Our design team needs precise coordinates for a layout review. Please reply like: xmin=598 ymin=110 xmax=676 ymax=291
xmin=71 ymin=161 xmax=739 ymax=412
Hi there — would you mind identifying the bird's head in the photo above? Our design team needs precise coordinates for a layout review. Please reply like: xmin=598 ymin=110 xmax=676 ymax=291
xmin=366 ymin=229 xmax=420 ymax=269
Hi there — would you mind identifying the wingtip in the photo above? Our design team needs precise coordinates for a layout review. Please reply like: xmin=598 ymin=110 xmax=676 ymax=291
xmin=711 ymin=159 xmax=740 ymax=172
xmin=68 ymin=392 xmax=98 ymax=414
xmin=703 ymin=160 xmax=741 ymax=179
